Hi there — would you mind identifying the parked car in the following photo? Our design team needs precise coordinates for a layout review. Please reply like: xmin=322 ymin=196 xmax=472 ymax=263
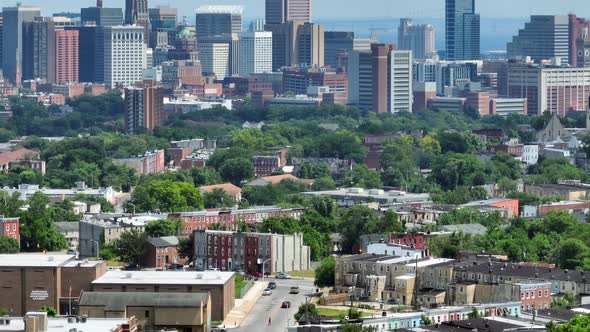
xmin=281 ymin=301 xmax=292 ymax=308
xmin=289 ymin=286 xmax=300 ymax=294
xmin=167 ymin=263 xmax=185 ymax=271
xmin=262 ymin=288 xmax=272 ymax=296
xmin=268 ymin=282 xmax=277 ymax=289
xmin=251 ymin=271 xmax=264 ymax=278
xmin=276 ymin=273 xmax=291 ymax=279
xmin=66 ymin=248 xmax=78 ymax=256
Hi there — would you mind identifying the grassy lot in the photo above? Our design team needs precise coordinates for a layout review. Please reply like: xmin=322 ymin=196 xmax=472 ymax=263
xmin=235 ymin=274 xmax=248 ymax=298
xmin=316 ymin=307 xmax=371 ymax=320
xmin=289 ymin=270 xmax=315 ymax=279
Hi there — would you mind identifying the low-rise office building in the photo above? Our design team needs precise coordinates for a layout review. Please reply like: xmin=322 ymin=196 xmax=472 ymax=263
xmin=79 ymin=292 xmax=209 ymax=332
xmin=90 ymin=270 xmax=235 ymax=321
xmin=303 ymin=188 xmax=431 ymax=208
xmin=0 ymin=254 xmax=106 ymax=316
xmin=1 ymin=182 xmax=116 ymax=204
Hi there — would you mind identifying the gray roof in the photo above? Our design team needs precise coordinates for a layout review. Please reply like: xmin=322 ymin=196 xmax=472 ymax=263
xmin=442 ymin=223 xmax=488 ymax=235
xmin=79 ymin=292 xmax=208 ymax=311
xmin=147 ymin=236 xmax=179 ymax=247
xmin=55 ymin=221 xmax=80 ymax=232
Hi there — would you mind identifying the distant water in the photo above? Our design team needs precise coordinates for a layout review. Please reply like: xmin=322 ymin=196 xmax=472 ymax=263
xmin=315 ymin=17 xmax=528 ymax=52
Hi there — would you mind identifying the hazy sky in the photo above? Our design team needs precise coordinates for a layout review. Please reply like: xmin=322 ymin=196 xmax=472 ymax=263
xmin=3 ymin=0 xmax=590 ymax=19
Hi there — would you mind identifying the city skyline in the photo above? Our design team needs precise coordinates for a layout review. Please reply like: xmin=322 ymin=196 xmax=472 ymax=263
xmin=5 ymin=0 xmax=590 ymax=19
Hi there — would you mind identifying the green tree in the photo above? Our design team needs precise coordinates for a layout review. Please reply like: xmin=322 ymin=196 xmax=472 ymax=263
xmin=546 ymin=313 xmax=590 ymax=331
xmin=19 ymin=193 xmax=67 ymax=251
xmin=554 ymin=239 xmax=590 ymax=270
xmin=40 ymin=306 xmax=57 ymax=317
xmin=346 ymin=165 xmax=382 ymax=189
xmin=341 ymin=324 xmax=378 ymax=332
xmin=339 ymin=206 xmax=379 ymax=254
xmin=131 ymin=179 xmax=204 ymax=212
xmin=294 ymin=303 xmax=318 ymax=321
xmin=219 ymin=158 xmax=254 ymax=185
xmin=204 ymin=188 xmax=235 ymax=208
xmin=311 ymin=176 xmax=337 ymax=191
xmin=0 ymin=236 xmax=19 ymax=253
xmin=378 ymin=210 xmax=404 ymax=234
xmin=145 ymin=219 xmax=181 ymax=237
xmin=421 ymin=315 xmax=433 ymax=326
xmin=112 ymin=229 xmax=147 ymax=267
xmin=314 ymin=256 xmax=335 ymax=288
xmin=178 ymin=234 xmax=195 ymax=262
xmin=468 ymin=308 xmax=481 ymax=319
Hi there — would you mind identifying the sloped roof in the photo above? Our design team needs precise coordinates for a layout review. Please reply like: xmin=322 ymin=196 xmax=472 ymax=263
xmin=0 ymin=148 xmax=38 ymax=165
xmin=147 ymin=236 xmax=179 ymax=247
xmin=199 ymin=183 xmax=242 ymax=195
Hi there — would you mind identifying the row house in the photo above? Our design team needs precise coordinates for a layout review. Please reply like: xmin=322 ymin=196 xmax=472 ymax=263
xmin=193 ymin=230 xmax=310 ymax=274
xmin=0 ymin=217 xmax=20 ymax=244
xmin=172 ymin=206 xmax=305 ymax=235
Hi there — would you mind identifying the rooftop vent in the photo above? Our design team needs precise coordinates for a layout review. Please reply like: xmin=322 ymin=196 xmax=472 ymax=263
xmin=196 ymin=273 xmax=203 ymax=279
xmin=125 ymin=272 xmax=133 ymax=279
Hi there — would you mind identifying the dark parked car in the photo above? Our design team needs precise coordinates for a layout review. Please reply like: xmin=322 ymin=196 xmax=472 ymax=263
xmin=281 ymin=301 xmax=292 ymax=308
xmin=268 ymin=282 xmax=277 ymax=289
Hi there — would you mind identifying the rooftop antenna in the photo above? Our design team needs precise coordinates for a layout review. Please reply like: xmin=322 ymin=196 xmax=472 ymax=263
xmin=97 ymin=0 xmax=103 ymax=8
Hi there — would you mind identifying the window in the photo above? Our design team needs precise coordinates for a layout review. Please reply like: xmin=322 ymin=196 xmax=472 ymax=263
xmin=145 ymin=310 xmax=150 ymax=318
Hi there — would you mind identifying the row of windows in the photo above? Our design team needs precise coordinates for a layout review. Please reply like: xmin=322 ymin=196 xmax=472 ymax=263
xmin=4 ymin=224 xmax=17 ymax=231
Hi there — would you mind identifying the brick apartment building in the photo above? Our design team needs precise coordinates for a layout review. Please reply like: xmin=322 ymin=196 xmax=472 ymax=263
xmin=112 ymin=150 xmax=165 ymax=175
xmin=171 ymin=206 xmax=304 ymax=235
xmin=142 ymin=236 xmax=182 ymax=269
xmin=253 ymin=147 xmax=289 ymax=177
xmin=0 ymin=217 xmax=20 ymax=243
xmin=193 ymin=230 xmax=310 ymax=274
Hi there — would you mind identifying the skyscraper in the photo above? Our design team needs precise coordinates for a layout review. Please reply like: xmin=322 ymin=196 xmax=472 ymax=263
xmin=54 ymin=29 xmax=79 ymax=84
xmin=239 ymin=31 xmax=273 ymax=76
xmin=265 ymin=0 xmax=311 ymax=25
xmin=445 ymin=0 xmax=480 ymax=60
xmin=569 ymin=14 xmax=590 ymax=67
xmin=296 ymin=23 xmax=324 ymax=67
xmin=125 ymin=0 xmax=150 ymax=44
xmin=398 ymin=18 xmax=436 ymax=60
xmin=148 ymin=7 xmax=177 ymax=48
xmin=103 ymin=25 xmax=146 ymax=87
xmin=81 ymin=7 xmax=124 ymax=27
xmin=199 ymin=43 xmax=231 ymax=80
xmin=324 ymin=31 xmax=354 ymax=69
xmin=507 ymin=15 xmax=570 ymax=64
xmin=195 ymin=5 xmax=243 ymax=41
xmin=2 ymin=6 xmax=41 ymax=84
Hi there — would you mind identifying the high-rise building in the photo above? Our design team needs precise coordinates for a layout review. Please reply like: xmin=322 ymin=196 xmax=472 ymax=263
xmin=103 ymin=25 xmax=146 ymax=87
xmin=445 ymin=0 xmax=480 ymax=61
xmin=2 ymin=6 xmax=41 ymax=84
xmin=577 ymin=39 xmax=590 ymax=68
xmin=0 ymin=16 xmax=3 ymax=68
xmin=239 ymin=31 xmax=273 ymax=76
xmin=389 ymin=50 xmax=413 ymax=113
xmin=266 ymin=21 xmax=301 ymax=71
xmin=125 ymin=0 xmax=150 ymax=44
xmin=81 ymin=7 xmax=123 ymax=27
xmin=249 ymin=19 xmax=266 ymax=32
xmin=347 ymin=50 xmax=373 ymax=110
xmin=148 ymin=7 xmax=177 ymax=48
xmin=195 ymin=5 xmax=243 ymax=41
xmin=199 ymin=34 xmax=240 ymax=77
xmin=23 ymin=17 xmax=76 ymax=83
xmin=199 ymin=43 xmax=231 ymax=80
xmin=569 ymin=14 xmax=590 ymax=67
xmin=507 ymin=62 xmax=590 ymax=116
xmin=125 ymin=80 xmax=164 ymax=134
xmin=168 ymin=26 xmax=198 ymax=62
xmin=324 ymin=31 xmax=354 ymax=69
xmin=507 ymin=15 xmax=570 ymax=64
xmin=398 ymin=18 xmax=436 ymax=60
xmin=349 ymin=45 xmax=413 ymax=113
xmin=265 ymin=0 xmax=311 ymax=25
xmin=66 ymin=26 xmax=102 ymax=83
xmin=54 ymin=29 xmax=79 ymax=84
xmin=296 ymin=23 xmax=324 ymax=67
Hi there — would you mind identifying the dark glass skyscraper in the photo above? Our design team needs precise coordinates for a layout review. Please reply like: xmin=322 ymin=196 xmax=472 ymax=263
xmin=125 ymin=0 xmax=150 ymax=44
xmin=445 ymin=0 xmax=480 ymax=60
xmin=81 ymin=7 xmax=123 ymax=27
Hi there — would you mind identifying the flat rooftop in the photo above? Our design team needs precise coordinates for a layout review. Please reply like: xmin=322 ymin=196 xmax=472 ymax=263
xmin=92 ymin=271 xmax=235 ymax=286
xmin=0 ymin=316 xmax=129 ymax=332
xmin=63 ymin=260 xmax=104 ymax=268
xmin=0 ymin=254 xmax=75 ymax=267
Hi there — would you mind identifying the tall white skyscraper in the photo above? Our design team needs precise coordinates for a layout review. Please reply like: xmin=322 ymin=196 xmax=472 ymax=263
xmin=239 ymin=31 xmax=273 ymax=76
xmin=398 ymin=18 xmax=436 ymax=60
xmin=389 ymin=50 xmax=413 ymax=113
xmin=103 ymin=26 xmax=146 ymax=87
xmin=200 ymin=43 xmax=231 ymax=80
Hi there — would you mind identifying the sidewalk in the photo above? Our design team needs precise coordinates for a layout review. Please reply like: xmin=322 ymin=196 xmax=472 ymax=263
xmin=223 ymin=281 xmax=266 ymax=328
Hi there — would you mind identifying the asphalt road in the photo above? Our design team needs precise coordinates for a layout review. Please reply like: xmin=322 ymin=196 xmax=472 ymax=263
xmin=233 ymin=278 xmax=316 ymax=332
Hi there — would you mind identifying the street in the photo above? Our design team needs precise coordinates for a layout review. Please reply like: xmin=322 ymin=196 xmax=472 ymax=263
xmin=232 ymin=278 xmax=316 ymax=332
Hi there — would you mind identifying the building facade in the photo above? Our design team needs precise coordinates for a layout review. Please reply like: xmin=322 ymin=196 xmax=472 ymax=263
xmin=80 ymin=7 xmax=124 ymax=27
xmin=0 ymin=217 xmax=20 ymax=244
xmin=125 ymin=0 xmax=150 ymax=44
xmin=265 ymin=0 xmax=311 ymax=24
xmin=445 ymin=0 xmax=480 ymax=61
xmin=507 ymin=15 xmax=570 ymax=64
xmin=195 ymin=5 xmax=243 ymax=40
xmin=398 ymin=18 xmax=436 ymax=60
xmin=103 ymin=26 xmax=146 ymax=88
xmin=193 ymin=230 xmax=310 ymax=274
xmin=124 ymin=81 xmax=164 ymax=134
xmin=199 ymin=43 xmax=231 ymax=80
xmin=239 ymin=31 xmax=273 ymax=76
xmin=1 ymin=6 xmax=41 ymax=84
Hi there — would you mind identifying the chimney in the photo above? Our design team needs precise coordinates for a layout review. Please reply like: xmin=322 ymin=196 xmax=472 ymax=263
xmin=97 ymin=0 xmax=103 ymax=8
